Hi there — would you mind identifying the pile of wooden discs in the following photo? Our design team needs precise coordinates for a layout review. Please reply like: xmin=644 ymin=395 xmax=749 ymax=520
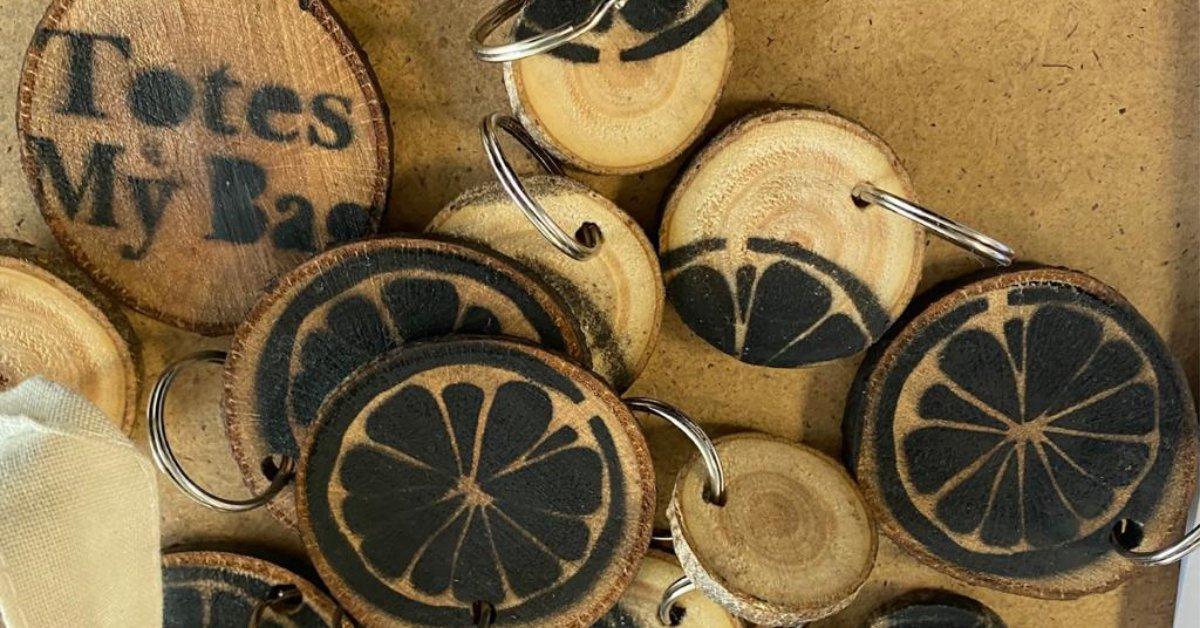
xmin=8 ymin=0 xmax=1197 ymax=626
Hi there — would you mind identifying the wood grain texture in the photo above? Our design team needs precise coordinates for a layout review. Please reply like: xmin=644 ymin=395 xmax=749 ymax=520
xmin=504 ymin=0 xmax=733 ymax=174
xmin=163 ymin=551 xmax=347 ymax=627
xmin=595 ymin=550 xmax=744 ymax=628
xmin=296 ymin=337 xmax=654 ymax=627
xmin=427 ymin=176 xmax=663 ymax=391
xmin=659 ymin=108 xmax=925 ymax=369
xmin=844 ymin=268 xmax=1199 ymax=600
xmin=670 ymin=432 xmax=877 ymax=625
xmin=0 ymin=238 xmax=138 ymax=433
xmin=224 ymin=235 xmax=589 ymax=529
xmin=866 ymin=589 xmax=1006 ymax=628
xmin=17 ymin=0 xmax=391 ymax=333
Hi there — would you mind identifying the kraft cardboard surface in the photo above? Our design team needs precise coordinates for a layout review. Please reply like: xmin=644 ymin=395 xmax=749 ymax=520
xmin=2 ymin=0 xmax=1195 ymax=625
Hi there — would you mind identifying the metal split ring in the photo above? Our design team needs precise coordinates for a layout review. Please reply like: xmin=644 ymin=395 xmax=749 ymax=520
xmin=656 ymin=575 xmax=696 ymax=626
xmin=249 ymin=585 xmax=303 ymax=628
xmin=147 ymin=350 xmax=294 ymax=512
xmin=625 ymin=398 xmax=726 ymax=505
xmin=1110 ymin=518 xmax=1200 ymax=566
xmin=851 ymin=183 xmax=1015 ymax=267
xmin=471 ymin=0 xmax=627 ymax=63
xmin=482 ymin=113 xmax=603 ymax=260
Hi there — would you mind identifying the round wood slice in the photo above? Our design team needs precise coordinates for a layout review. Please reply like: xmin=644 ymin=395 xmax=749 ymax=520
xmin=224 ymin=236 xmax=589 ymax=529
xmin=296 ymin=337 xmax=654 ymax=627
xmin=18 ymin=0 xmax=390 ymax=334
xmin=428 ymin=176 xmax=663 ymax=391
xmin=163 ymin=551 xmax=347 ymax=626
xmin=504 ymin=0 xmax=733 ymax=174
xmin=843 ymin=268 xmax=1199 ymax=599
xmin=669 ymin=432 xmax=877 ymax=625
xmin=659 ymin=108 xmax=925 ymax=368
xmin=867 ymin=589 xmax=1006 ymax=628
xmin=0 ymin=239 xmax=139 ymax=433
xmin=595 ymin=550 xmax=743 ymax=628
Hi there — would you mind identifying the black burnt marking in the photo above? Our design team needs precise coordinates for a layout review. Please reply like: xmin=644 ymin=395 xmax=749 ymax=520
xmin=163 ymin=563 xmax=327 ymax=627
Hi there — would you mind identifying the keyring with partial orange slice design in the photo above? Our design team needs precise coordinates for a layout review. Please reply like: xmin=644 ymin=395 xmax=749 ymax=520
xmin=659 ymin=108 xmax=1014 ymax=370
xmin=845 ymin=267 xmax=1199 ymax=599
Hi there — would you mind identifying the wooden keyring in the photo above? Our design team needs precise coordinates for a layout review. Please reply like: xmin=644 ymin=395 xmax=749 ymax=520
xmin=147 ymin=351 xmax=293 ymax=512
xmin=471 ymin=0 xmax=627 ymax=63
xmin=482 ymin=113 xmax=604 ymax=260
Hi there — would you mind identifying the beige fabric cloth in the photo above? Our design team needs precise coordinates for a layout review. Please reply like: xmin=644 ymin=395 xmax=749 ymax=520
xmin=0 ymin=378 xmax=162 ymax=627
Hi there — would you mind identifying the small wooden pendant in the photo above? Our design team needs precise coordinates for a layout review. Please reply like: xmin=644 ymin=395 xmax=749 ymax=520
xmin=428 ymin=176 xmax=663 ymax=391
xmin=867 ymin=589 xmax=1006 ymax=628
xmin=296 ymin=337 xmax=654 ymax=627
xmin=669 ymin=433 xmax=877 ymax=625
xmin=224 ymin=236 xmax=589 ymax=529
xmin=660 ymin=108 xmax=925 ymax=368
xmin=505 ymin=0 xmax=733 ymax=174
xmin=844 ymin=268 xmax=1198 ymax=599
xmin=18 ymin=0 xmax=390 ymax=334
xmin=0 ymin=239 xmax=138 ymax=433
xmin=596 ymin=550 xmax=743 ymax=627
xmin=163 ymin=551 xmax=345 ymax=627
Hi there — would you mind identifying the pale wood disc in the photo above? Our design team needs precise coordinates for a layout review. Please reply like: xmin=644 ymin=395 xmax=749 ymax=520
xmin=18 ymin=0 xmax=390 ymax=334
xmin=867 ymin=589 xmax=1006 ymax=628
xmin=163 ymin=551 xmax=346 ymax=626
xmin=596 ymin=550 xmax=743 ymax=628
xmin=844 ymin=268 xmax=1199 ymax=599
xmin=427 ymin=176 xmax=664 ymax=391
xmin=669 ymin=432 xmax=877 ymax=625
xmin=296 ymin=337 xmax=654 ymax=627
xmin=504 ymin=0 xmax=733 ymax=174
xmin=660 ymin=108 xmax=925 ymax=368
xmin=224 ymin=236 xmax=590 ymax=529
xmin=0 ymin=239 xmax=139 ymax=433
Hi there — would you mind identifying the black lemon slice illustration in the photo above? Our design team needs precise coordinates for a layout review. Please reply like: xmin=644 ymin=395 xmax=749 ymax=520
xmin=297 ymin=337 xmax=653 ymax=627
xmin=223 ymin=236 xmax=588 ymax=528
xmin=845 ymin=268 xmax=1198 ymax=598
xmin=867 ymin=589 xmax=1005 ymax=628
xmin=163 ymin=552 xmax=343 ymax=627
xmin=660 ymin=109 xmax=924 ymax=368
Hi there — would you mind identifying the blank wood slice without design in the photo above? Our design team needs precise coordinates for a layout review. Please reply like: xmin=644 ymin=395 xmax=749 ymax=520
xmin=866 ymin=589 xmax=1006 ymax=628
xmin=669 ymin=432 xmax=877 ymax=625
xmin=0 ymin=239 xmax=138 ymax=433
xmin=504 ymin=0 xmax=733 ymax=174
xmin=595 ymin=550 xmax=743 ymax=628
xmin=224 ymin=236 xmax=589 ymax=529
xmin=843 ymin=268 xmax=1199 ymax=599
xmin=296 ymin=337 xmax=653 ymax=627
xmin=428 ymin=176 xmax=663 ymax=391
xmin=660 ymin=108 xmax=925 ymax=368
xmin=18 ymin=0 xmax=390 ymax=333
xmin=163 ymin=551 xmax=346 ymax=627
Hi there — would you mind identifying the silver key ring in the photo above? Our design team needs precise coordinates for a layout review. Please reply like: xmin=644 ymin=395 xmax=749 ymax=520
xmin=249 ymin=585 xmax=303 ymax=628
xmin=471 ymin=0 xmax=628 ymax=63
xmin=482 ymin=113 xmax=604 ymax=260
xmin=625 ymin=398 xmax=726 ymax=505
xmin=1110 ymin=518 xmax=1200 ymax=566
xmin=656 ymin=575 xmax=695 ymax=626
xmin=852 ymin=183 xmax=1015 ymax=267
xmin=147 ymin=350 xmax=294 ymax=512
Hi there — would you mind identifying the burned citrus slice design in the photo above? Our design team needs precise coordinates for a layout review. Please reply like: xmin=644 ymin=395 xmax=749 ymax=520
xmin=162 ymin=552 xmax=342 ymax=627
xmin=845 ymin=268 xmax=1197 ymax=598
xmin=223 ymin=236 xmax=588 ymax=527
xmin=660 ymin=110 xmax=924 ymax=368
xmin=298 ymin=338 xmax=653 ymax=626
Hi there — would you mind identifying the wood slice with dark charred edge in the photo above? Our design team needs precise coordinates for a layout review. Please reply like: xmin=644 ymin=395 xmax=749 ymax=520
xmin=296 ymin=337 xmax=654 ymax=627
xmin=18 ymin=0 xmax=390 ymax=334
xmin=659 ymin=108 xmax=925 ymax=369
xmin=594 ymin=550 xmax=743 ymax=628
xmin=843 ymin=267 xmax=1198 ymax=599
xmin=224 ymin=236 xmax=589 ymax=529
xmin=669 ymin=433 xmax=877 ymax=626
xmin=866 ymin=589 xmax=1006 ymax=628
xmin=428 ymin=176 xmax=663 ymax=391
xmin=504 ymin=0 xmax=733 ymax=174
xmin=0 ymin=238 xmax=139 ymax=434
xmin=162 ymin=551 xmax=349 ymax=627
